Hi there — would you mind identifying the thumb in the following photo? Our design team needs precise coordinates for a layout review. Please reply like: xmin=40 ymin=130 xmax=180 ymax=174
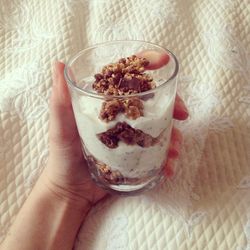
xmin=49 ymin=62 xmax=80 ymax=152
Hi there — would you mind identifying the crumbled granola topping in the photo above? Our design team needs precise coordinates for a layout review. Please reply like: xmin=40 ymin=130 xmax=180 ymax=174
xmin=95 ymin=161 xmax=124 ymax=184
xmin=97 ymin=122 xmax=161 ymax=148
xmin=99 ymin=97 xmax=144 ymax=122
xmin=88 ymin=155 xmax=164 ymax=185
xmin=92 ymin=55 xmax=155 ymax=95
xmin=99 ymin=99 xmax=124 ymax=122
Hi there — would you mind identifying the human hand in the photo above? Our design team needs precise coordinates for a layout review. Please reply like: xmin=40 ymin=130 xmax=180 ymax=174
xmin=41 ymin=61 xmax=107 ymax=212
xmin=40 ymin=52 xmax=188 ymax=211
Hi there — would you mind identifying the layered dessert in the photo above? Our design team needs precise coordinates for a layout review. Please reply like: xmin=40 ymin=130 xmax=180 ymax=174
xmin=71 ymin=54 xmax=174 ymax=190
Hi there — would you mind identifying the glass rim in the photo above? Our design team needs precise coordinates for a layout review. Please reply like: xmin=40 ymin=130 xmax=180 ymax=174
xmin=64 ymin=40 xmax=179 ymax=100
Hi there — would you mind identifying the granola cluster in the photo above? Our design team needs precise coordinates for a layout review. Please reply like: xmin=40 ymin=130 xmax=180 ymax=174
xmin=96 ymin=162 xmax=124 ymax=184
xmin=97 ymin=122 xmax=159 ymax=149
xmin=95 ymin=159 xmax=141 ymax=185
xmin=89 ymin=155 xmax=163 ymax=185
xmin=93 ymin=55 xmax=155 ymax=95
xmin=99 ymin=97 xmax=143 ymax=122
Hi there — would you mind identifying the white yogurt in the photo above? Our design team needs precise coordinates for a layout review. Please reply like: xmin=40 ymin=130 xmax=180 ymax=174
xmin=71 ymin=88 xmax=175 ymax=178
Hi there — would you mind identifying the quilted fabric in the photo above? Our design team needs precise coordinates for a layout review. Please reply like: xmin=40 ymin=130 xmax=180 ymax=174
xmin=0 ymin=0 xmax=249 ymax=249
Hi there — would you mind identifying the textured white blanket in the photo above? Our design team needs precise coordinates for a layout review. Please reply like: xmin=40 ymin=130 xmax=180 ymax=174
xmin=0 ymin=0 xmax=249 ymax=249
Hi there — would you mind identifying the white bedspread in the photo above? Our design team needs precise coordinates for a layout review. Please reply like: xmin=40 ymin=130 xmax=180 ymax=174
xmin=0 ymin=0 xmax=249 ymax=249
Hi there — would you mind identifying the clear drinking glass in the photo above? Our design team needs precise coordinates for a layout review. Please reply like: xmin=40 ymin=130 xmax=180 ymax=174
xmin=64 ymin=40 xmax=178 ymax=194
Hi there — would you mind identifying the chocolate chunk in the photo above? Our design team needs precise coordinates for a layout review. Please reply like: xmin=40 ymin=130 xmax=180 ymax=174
xmin=118 ymin=128 xmax=137 ymax=145
xmin=94 ymin=73 xmax=103 ymax=81
xmin=113 ymin=122 xmax=127 ymax=134
xmin=97 ymin=122 xmax=162 ymax=148
xmin=98 ymin=133 xmax=119 ymax=148
xmin=113 ymin=72 xmax=123 ymax=85
xmin=136 ymin=133 xmax=154 ymax=147
xmin=127 ymin=77 xmax=141 ymax=92
xmin=118 ymin=78 xmax=129 ymax=90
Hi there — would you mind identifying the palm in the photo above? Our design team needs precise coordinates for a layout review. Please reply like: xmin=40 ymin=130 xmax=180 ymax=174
xmin=70 ymin=144 xmax=107 ymax=205
xmin=47 ymin=114 xmax=107 ymax=206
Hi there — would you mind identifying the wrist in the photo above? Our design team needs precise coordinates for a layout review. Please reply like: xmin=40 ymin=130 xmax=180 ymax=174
xmin=36 ymin=171 xmax=92 ymax=215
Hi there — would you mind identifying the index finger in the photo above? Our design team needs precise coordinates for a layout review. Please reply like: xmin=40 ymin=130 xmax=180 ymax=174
xmin=137 ymin=50 xmax=189 ymax=120
xmin=137 ymin=50 xmax=170 ymax=70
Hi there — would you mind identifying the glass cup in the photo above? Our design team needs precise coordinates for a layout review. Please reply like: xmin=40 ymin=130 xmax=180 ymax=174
xmin=64 ymin=40 xmax=178 ymax=194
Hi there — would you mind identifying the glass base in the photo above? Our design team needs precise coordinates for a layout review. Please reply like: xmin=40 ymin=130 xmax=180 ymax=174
xmin=90 ymin=168 xmax=166 ymax=196
xmin=83 ymin=149 xmax=167 ymax=195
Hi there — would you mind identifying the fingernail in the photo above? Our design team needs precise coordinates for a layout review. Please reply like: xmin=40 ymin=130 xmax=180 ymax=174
xmin=137 ymin=50 xmax=170 ymax=70
xmin=178 ymin=100 xmax=189 ymax=120
xmin=168 ymin=147 xmax=179 ymax=158
xmin=165 ymin=165 xmax=174 ymax=178
xmin=174 ymin=139 xmax=181 ymax=153
xmin=179 ymin=98 xmax=189 ymax=115
xmin=183 ymin=109 xmax=189 ymax=119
